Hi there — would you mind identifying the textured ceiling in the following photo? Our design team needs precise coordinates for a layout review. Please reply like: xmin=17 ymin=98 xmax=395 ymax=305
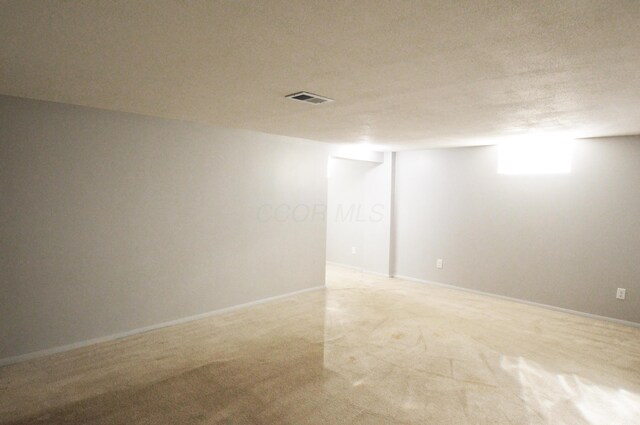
xmin=2 ymin=1 xmax=640 ymax=149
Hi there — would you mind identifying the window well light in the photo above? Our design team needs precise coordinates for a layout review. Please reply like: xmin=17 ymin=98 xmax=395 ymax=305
xmin=497 ymin=139 xmax=575 ymax=175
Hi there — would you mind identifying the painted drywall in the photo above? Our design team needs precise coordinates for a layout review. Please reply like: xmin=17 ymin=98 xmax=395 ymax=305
xmin=330 ymin=145 xmax=385 ymax=163
xmin=326 ymin=158 xmax=375 ymax=268
xmin=394 ymin=138 xmax=640 ymax=324
xmin=0 ymin=95 xmax=328 ymax=361
xmin=362 ymin=152 xmax=395 ymax=276
xmin=326 ymin=154 xmax=394 ymax=275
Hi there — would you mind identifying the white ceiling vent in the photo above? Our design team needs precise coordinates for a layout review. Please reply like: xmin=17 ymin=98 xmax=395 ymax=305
xmin=285 ymin=91 xmax=334 ymax=105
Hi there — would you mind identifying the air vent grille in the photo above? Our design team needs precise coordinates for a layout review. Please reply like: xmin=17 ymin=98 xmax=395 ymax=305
xmin=286 ymin=91 xmax=333 ymax=105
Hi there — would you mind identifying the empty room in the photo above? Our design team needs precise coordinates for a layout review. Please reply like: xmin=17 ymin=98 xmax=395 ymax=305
xmin=1 ymin=1 xmax=639 ymax=424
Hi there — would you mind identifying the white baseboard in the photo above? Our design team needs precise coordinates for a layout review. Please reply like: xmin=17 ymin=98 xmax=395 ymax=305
xmin=0 ymin=285 xmax=324 ymax=368
xmin=326 ymin=261 xmax=392 ymax=278
xmin=393 ymin=274 xmax=640 ymax=329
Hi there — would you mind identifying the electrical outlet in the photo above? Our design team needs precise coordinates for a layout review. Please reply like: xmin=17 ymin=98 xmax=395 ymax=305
xmin=436 ymin=258 xmax=443 ymax=269
xmin=351 ymin=246 xmax=357 ymax=255
xmin=616 ymin=288 xmax=626 ymax=300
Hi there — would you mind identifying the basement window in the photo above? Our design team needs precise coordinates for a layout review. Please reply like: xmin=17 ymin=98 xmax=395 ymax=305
xmin=497 ymin=140 xmax=574 ymax=175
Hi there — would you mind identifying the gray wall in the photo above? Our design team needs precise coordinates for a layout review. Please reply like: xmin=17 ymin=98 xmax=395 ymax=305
xmin=361 ymin=152 xmax=394 ymax=276
xmin=394 ymin=138 xmax=640 ymax=324
xmin=0 ymin=95 xmax=329 ymax=361
xmin=326 ymin=158 xmax=375 ymax=268
xmin=326 ymin=154 xmax=394 ymax=275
